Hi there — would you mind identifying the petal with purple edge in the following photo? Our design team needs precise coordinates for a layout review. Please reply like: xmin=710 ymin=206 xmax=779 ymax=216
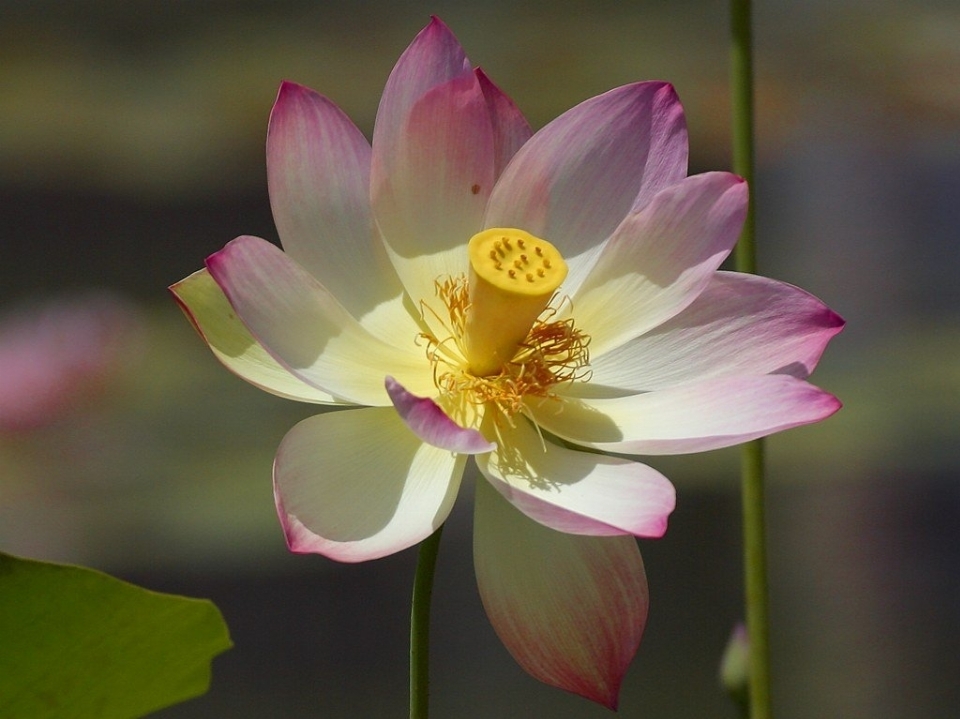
xmin=275 ymin=406 xmax=466 ymax=562
xmin=266 ymin=82 xmax=418 ymax=346
xmin=577 ymin=272 xmax=846 ymax=394
xmin=474 ymin=478 xmax=648 ymax=709
xmin=484 ymin=82 xmax=689 ymax=294
xmin=573 ymin=172 xmax=748 ymax=358
xmin=170 ymin=269 xmax=340 ymax=404
xmin=205 ymin=235 xmax=435 ymax=406
xmin=475 ymin=68 xmax=533 ymax=179
xmin=476 ymin=416 xmax=674 ymax=537
xmin=533 ymin=375 xmax=842 ymax=455
xmin=268 ymin=83 xmax=371 ymax=295
xmin=372 ymin=17 xmax=471 ymax=166
xmin=373 ymin=71 xmax=495 ymax=311
xmin=385 ymin=376 xmax=494 ymax=454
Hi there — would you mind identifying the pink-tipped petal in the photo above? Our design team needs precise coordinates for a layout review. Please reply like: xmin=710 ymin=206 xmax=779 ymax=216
xmin=484 ymin=82 xmax=689 ymax=293
xmin=574 ymin=172 xmax=748 ymax=357
xmin=372 ymin=17 xmax=471 ymax=161
xmin=580 ymin=272 xmax=845 ymax=394
xmin=267 ymin=82 xmax=372 ymax=288
xmin=476 ymin=416 xmax=675 ymax=537
xmin=205 ymin=235 xmax=435 ymax=406
xmin=534 ymin=375 xmax=842 ymax=455
xmin=170 ymin=269 xmax=339 ymax=404
xmin=385 ymin=376 xmax=495 ymax=454
xmin=267 ymin=82 xmax=418 ymax=349
xmin=475 ymin=68 xmax=533 ymax=178
xmin=373 ymin=70 xmax=495 ymax=309
xmin=275 ymin=406 xmax=465 ymax=562
xmin=474 ymin=478 xmax=648 ymax=709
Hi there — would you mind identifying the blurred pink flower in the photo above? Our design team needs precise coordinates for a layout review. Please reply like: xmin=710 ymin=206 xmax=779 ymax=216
xmin=0 ymin=293 xmax=139 ymax=433
xmin=171 ymin=18 xmax=842 ymax=708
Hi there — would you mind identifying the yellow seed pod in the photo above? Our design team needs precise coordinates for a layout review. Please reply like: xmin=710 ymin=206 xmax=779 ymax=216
xmin=464 ymin=228 xmax=568 ymax=377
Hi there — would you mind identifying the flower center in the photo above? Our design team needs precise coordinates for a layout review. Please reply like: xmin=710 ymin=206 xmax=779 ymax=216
xmin=464 ymin=228 xmax=568 ymax=377
xmin=419 ymin=228 xmax=590 ymax=418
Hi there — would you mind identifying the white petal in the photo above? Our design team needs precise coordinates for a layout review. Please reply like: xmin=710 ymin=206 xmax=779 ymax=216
xmin=476 ymin=416 xmax=675 ymax=537
xmin=275 ymin=407 xmax=466 ymax=562
xmin=531 ymin=375 xmax=842 ymax=455
xmin=485 ymin=82 xmax=689 ymax=295
xmin=580 ymin=272 xmax=845 ymax=394
xmin=373 ymin=71 xmax=494 ymax=313
xmin=170 ymin=269 xmax=339 ymax=404
xmin=206 ymin=236 xmax=435 ymax=406
xmin=573 ymin=173 xmax=748 ymax=357
xmin=266 ymin=82 xmax=421 ymax=351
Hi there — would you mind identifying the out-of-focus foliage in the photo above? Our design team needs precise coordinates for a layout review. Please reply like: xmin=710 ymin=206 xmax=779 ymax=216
xmin=0 ymin=552 xmax=231 ymax=718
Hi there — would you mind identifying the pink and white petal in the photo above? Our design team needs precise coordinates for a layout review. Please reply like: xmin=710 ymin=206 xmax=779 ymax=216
xmin=351 ymin=292 xmax=430 ymax=354
xmin=373 ymin=71 xmax=495 ymax=310
xmin=484 ymin=82 xmax=688 ymax=294
xmin=578 ymin=272 xmax=845 ymax=394
xmin=170 ymin=269 xmax=340 ymax=404
xmin=372 ymin=17 xmax=471 ymax=167
xmin=531 ymin=375 xmax=842 ymax=455
xmin=573 ymin=173 xmax=748 ymax=358
xmin=475 ymin=68 xmax=533 ymax=178
xmin=267 ymin=82 xmax=421 ymax=349
xmin=385 ymin=376 xmax=495 ymax=454
xmin=476 ymin=416 xmax=674 ymax=537
xmin=206 ymin=236 xmax=435 ymax=406
xmin=474 ymin=478 xmax=648 ymax=709
xmin=267 ymin=84 xmax=382 ymax=296
xmin=275 ymin=406 xmax=466 ymax=563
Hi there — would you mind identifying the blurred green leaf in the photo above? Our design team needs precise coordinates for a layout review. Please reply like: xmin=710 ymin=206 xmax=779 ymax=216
xmin=0 ymin=552 xmax=231 ymax=718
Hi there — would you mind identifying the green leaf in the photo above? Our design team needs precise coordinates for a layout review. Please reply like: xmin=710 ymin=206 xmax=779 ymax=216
xmin=0 ymin=552 xmax=232 ymax=718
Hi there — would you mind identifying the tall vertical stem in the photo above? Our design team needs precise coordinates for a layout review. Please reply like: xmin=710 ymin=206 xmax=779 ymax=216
xmin=410 ymin=524 xmax=444 ymax=719
xmin=730 ymin=1 xmax=773 ymax=718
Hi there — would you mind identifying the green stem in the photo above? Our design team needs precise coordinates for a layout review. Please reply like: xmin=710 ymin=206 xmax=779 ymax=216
xmin=740 ymin=439 xmax=770 ymax=719
xmin=731 ymin=0 xmax=756 ymax=273
xmin=410 ymin=524 xmax=444 ymax=719
xmin=730 ymin=1 xmax=772 ymax=718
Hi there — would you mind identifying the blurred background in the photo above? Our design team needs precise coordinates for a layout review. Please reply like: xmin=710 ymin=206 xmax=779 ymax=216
xmin=1 ymin=0 xmax=957 ymax=717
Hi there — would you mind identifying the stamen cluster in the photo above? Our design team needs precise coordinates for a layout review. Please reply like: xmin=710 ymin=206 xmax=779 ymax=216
xmin=420 ymin=276 xmax=591 ymax=417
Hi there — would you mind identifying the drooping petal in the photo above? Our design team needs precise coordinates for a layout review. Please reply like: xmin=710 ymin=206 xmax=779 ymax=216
xmin=573 ymin=172 xmax=748 ymax=357
xmin=484 ymin=82 xmax=688 ymax=294
xmin=170 ymin=269 xmax=340 ymax=404
xmin=205 ymin=235 xmax=435 ymax=406
xmin=373 ymin=70 xmax=496 ymax=310
xmin=372 ymin=17 xmax=471 ymax=167
xmin=578 ymin=272 xmax=845 ymax=394
xmin=474 ymin=478 xmax=648 ymax=709
xmin=476 ymin=416 xmax=674 ymax=537
xmin=275 ymin=406 xmax=466 ymax=562
xmin=385 ymin=376 xmax=495 ymax=454
xmin=475 ymin=68 xmax=533 ymax=178
xmin=530 ymin=375 xmax=842 ymax=455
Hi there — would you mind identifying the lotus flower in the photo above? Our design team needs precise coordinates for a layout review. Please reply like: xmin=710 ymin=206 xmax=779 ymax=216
xmin=171 ymin=18 xmax=842 ymax=708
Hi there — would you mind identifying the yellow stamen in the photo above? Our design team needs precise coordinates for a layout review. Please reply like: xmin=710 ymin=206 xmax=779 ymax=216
xmin=464 ymin=228 xmax=568 ymax=376
xmin=419 ymin=277 xmax=591 ymax=419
